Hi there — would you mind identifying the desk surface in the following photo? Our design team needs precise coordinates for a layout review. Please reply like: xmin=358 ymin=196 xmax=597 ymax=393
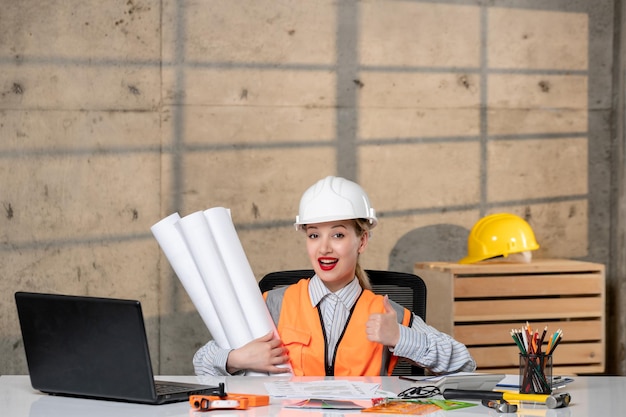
xmin=1 ymin=374 xmax=625 ymax=416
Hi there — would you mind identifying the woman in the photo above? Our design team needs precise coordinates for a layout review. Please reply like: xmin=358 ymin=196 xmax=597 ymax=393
xmin=193 ymin=176 xmax=476 ymax=376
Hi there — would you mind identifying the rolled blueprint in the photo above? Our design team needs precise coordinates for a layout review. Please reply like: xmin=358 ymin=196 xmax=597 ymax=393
xmin=150 ymin=213 xmax=230 ymax=349
xmin=203 ymin=207 xmax=293 ymax=374
xmin=177 ymin=211 xmax=253 ymax=349
xmin=203 ymin=207 xmax=277 ymax=339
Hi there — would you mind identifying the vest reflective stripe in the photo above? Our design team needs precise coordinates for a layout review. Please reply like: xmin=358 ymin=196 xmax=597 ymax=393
xmin=271 ymin=278 xmax=411 ymax=376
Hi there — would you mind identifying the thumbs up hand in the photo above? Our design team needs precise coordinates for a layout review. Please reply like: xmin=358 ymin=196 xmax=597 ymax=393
xmin=366 ymin=295 xmax=400 ymax=347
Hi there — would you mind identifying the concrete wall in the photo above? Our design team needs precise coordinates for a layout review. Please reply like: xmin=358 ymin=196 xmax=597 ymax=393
xmin=1 ymin=0 xmax=619 ymax=375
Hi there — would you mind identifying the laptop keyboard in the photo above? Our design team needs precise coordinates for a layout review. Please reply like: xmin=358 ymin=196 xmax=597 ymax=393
xmin=155 ymin=382 xmax=195 ymax=394
xmin=155 ymin=381 xmax=224 ymax=396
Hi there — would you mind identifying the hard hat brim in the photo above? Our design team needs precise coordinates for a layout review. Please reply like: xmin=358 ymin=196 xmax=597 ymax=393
xmin=294 ymin=215 xmax=378 ymax=231
xmin=458 ymin=245 xmax=539 ymax=264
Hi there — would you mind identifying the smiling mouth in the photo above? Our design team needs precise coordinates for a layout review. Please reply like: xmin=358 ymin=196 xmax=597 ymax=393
xmin=318 ymin=258 xmax=338 ymax=271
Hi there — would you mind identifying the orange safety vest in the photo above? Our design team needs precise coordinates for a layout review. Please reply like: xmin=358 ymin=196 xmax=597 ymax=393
xmin=267 ymin=278 xmax=412 ymax=376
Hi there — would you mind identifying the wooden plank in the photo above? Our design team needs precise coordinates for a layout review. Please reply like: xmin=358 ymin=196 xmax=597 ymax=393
xmin=454 ymin=297 xmax=604 ymax=321
xmin=469 ymin=343 xmax=603 ymax=368
xmin=416 ymin=268 xmax=454 ymax=334
xmin=454 ymin=274 xmax=603 ymax=298
xmin=454 ymin=320 xmax=603 ymax=345
xmin=478 ymin=364 xmax=604 ymax=375
xmin=415 ymin=259 xmax=605 ymax=275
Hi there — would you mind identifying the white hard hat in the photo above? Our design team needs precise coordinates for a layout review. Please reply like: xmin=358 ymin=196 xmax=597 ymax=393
xmin=294 ymin=176 xmax=377 ymax=231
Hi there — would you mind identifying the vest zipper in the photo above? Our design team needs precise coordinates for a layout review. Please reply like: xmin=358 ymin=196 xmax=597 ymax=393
xmin=317 ymin=294 xmax=360 ymax=376
xmin=316 ymin=308 xmax=333 ymax=376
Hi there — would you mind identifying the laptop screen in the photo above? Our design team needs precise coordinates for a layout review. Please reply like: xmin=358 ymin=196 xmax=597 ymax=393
xmin=15 ymin=292 xmax=159 ymax=402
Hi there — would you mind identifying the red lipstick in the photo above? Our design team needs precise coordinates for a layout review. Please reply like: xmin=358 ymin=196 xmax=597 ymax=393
xmin=318 ymin=257 xmax=337 ymax=271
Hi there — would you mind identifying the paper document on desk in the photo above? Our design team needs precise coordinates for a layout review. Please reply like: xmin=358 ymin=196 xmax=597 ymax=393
xmin=264 ymin=380 xmax=381 ymax=399
xmin=400 ymin=372 xmax=506 ymax=391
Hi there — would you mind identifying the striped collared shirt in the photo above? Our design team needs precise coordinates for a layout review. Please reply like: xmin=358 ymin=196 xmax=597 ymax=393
xmin=308 ymin=274 xmax=362 ymax=365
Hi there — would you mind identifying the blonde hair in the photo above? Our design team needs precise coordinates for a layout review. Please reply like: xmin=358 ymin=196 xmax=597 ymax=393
xmin=353 ymin=218 xmax=372 ymax=290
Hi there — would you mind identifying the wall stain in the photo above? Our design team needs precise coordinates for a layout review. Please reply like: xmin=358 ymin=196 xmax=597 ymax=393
xmin=4 ymin=202 xmax=14 ymax=219
xmin=240 ymin=88 xmax=248 ymax=100
xmin=353 ymin=79 xmax=364 ymax=88
xmin=266 ymin=13 xmax=281 ymax=24
xmin=12 ymin=83 xmax=24 ymax=94
xmin=132 ymin=208 xmax=139 ymax=221
xmin=128 ymin=85 xmax=140 ymax=95
xmin=524 ymin=206 xmax=532 ymax=221
xmin=457 ymin=75 xmax=471 ymax=89
xmin=538 ymin=80 xmax=550 ymax=93
xmin=252 ymin=203 xmax=260 ymax=219
xmin=126 ymin=0 xmax=151 ymax=19
xmin=113 ymin=0 xmax=150 ymax=34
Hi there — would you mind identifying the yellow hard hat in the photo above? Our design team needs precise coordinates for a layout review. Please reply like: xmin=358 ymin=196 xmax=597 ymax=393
xmin=458 ymin=213 xmax=540 ymax=264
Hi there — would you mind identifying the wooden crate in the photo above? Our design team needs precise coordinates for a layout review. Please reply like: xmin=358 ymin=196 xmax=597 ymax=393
xmin=414 ymin=259 xmax=606 ymax=375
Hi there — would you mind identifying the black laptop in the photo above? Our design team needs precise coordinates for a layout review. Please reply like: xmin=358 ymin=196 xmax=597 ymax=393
xmin=15 ymin=291 xmax=221 ymax=405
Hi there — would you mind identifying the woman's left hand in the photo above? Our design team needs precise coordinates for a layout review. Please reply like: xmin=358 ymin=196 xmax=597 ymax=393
xmin=365 ymin=295 xmax=400 ymax=347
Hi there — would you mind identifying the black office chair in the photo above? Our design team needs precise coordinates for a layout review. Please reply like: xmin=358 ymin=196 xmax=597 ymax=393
xmin=259 ymin=269 xmax=427 ymax=376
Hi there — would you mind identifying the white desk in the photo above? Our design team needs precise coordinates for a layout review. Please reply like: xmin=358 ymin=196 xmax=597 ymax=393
xmin=1 ymin=374 xmax=624 ymax=416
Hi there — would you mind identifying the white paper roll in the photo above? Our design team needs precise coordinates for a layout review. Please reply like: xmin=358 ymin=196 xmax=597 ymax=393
xmin=203 ymin=207 xmax=276 ymax=339
xmin=150 ymin=213 xmax=230 ymax=349
xmin=203 ymin=207 xmax=293 ymax=375
xmin=177 ymin=211 xmax=252 ymax=349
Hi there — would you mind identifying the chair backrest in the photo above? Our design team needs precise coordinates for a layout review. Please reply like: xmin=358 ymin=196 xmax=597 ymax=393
xmin=258 ymin=269 xmax=427 ymax=376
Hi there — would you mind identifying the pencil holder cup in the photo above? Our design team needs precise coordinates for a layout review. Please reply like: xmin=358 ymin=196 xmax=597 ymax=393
xmin=519 ymin=353 xmax=552 ymax=394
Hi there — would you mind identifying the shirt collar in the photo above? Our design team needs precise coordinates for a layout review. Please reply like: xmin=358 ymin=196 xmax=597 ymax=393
xmin=308 ymin=274 xmax=362 ymax=309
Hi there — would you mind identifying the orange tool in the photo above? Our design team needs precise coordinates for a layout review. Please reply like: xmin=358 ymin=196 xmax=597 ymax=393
xmin=189 ymin=393 xmax=270 ymax=411
xmin=190 ymin=395 xmax=248 ymax=411
xmin=227 ymin=393 xmax=270 ymax=407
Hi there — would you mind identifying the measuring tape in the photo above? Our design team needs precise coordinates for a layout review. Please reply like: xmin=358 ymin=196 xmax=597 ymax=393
xmin=190 ymin=393 xmax=270 ymax=411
